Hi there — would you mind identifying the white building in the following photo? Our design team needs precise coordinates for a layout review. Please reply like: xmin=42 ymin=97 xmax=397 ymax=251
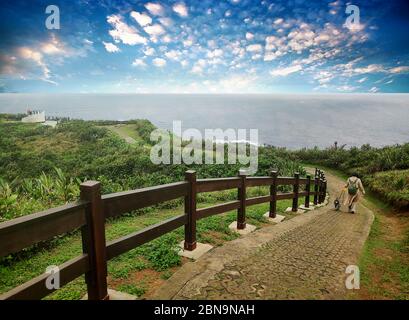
xmin=21 ymin=110 xmax=46 ymax=123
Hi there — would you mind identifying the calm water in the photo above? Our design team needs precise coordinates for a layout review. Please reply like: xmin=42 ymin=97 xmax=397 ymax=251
xmin=0 ymin=93 xmax=408 ymax=149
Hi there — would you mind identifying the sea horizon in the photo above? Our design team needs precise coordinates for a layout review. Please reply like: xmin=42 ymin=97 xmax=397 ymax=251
xmin=1 ymin=93 xmax=408 ymax=149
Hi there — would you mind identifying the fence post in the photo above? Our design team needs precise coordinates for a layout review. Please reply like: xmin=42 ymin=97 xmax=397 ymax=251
xmin=237 ymin=170 xmax=247 ymax=229
xmin=313 ymin=176 xmax=319 ymax=205
xmin=292 ymin=172 xmax=300 ymax=212
xmin=305 ymin=174 xmax=311 ymax=208
xmin=319 ymin=171 xmax=325 ymax=203
xmin=322 ymin=179 xmax=327 ymax=203
xmin=269 ymin=170 xmax=278 ymax=218
xmin=184 ymin=170 xmax=197 ymax=251
xmin=80 ymin=181 xmax=108 ymax=300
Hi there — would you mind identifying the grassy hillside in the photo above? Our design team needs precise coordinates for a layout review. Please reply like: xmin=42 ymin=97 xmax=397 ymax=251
xmin=0 ymin=116 xmax=307 ymax=299
xmin=0 ymin=118 xmax=306 ymax=221
xmin=292 ymin=144 xmax=409 ymax=209
xmin=1 ymin=115 xmax=408 ymax=299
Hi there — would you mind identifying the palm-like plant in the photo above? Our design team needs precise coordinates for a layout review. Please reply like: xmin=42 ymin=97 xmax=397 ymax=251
xmin=53 ymin=167 xmax=81 ymax=202
xmin=0 ymin=178 xmax=18 ymax=220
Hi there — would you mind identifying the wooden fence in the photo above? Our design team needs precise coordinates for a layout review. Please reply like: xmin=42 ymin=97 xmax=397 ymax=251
xmin=0 ymin=169 xmax=327 ymax=300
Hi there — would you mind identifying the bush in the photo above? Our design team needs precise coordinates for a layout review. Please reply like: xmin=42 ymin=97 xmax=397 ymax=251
xmin=366 ymin=170 xmax=409 ymax=209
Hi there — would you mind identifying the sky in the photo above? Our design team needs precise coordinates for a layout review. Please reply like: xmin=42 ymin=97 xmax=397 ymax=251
xmin=0 ymin=0 xmax=409 ymax=93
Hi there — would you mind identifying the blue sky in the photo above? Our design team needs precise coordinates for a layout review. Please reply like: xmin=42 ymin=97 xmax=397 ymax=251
xmin=0 ymin=0 xmax=408 ymax=93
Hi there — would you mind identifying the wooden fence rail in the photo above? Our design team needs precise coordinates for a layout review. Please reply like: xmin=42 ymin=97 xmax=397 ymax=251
xmin=0 ymin=169 xmax=327 ymax=300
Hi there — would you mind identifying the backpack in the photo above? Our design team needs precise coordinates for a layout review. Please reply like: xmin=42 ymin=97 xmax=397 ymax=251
xmin=348 ymin=178 xmax=358 ymax=196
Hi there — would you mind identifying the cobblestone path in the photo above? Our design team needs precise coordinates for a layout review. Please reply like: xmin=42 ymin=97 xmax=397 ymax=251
xmin=152 ymin=170 xmax=374 ymax=300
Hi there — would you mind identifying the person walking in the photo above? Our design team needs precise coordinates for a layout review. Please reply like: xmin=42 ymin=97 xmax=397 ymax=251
xmin=344 ymin=173 xmax=365 ymax=213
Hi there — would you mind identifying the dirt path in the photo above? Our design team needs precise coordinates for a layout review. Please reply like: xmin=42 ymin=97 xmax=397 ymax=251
xmin=104 ymin=125 xmax=138 ymax=144
xmin=152 ymin=170 xmax=374 ymax=300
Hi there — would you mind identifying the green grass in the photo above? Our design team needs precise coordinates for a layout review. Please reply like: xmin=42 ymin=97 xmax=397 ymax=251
xmin=357 ymin=213 xmax=409 ymax=299
xmin=0 ymin=118 xmax=313 ymax=299
xmin=365 ymin=170 xmax=409 ymax=209
xmin=0 ymin=195 xmax=296 ymax=300
xmin=117 ymin=284 xmax=146 ymax=297
xmin=312 ymin=165 xmax=409 ymax=300
xmin=104 ymin=124 xmax=143 ymax=143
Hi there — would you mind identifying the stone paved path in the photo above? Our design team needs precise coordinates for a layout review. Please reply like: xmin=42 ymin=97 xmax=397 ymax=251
xmin=152 ymin=170 xmax=374 ymax=300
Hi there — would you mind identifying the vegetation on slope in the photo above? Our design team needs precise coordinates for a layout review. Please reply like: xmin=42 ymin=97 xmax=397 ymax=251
xmin=0 ymin=116 xmax=307 ymax=298
xmin=0 ymin=118 xmax=305 ymax=221
xmin=291 ymin=143 xmax=409 ymax=209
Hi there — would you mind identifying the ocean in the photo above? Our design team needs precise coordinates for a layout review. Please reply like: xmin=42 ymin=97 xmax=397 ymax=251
xmin=0 ymin=93 xmax=408 ymax=149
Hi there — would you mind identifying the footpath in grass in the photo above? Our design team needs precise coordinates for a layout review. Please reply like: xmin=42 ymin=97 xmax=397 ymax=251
xmin=352 ymin=195 xmax=409 ymax=299
xmin=306 ymin=165 xmax=409 ymax=300
xmin=0 ymin=193 xmax=300 ymax=300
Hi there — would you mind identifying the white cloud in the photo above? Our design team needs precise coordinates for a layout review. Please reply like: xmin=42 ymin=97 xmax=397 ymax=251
xmin=132 ymin=58 xmax=146 ymax=67
xmin=173 ymin=3 xmax=188 ymax=17
xmin=191 ymin=59 xmax=207 ymax=74
xmin=246 ymin=44 xmax=262 ymax=53
xmin=220 ymin=75 xmax=255 ymax=89
xmin=145 ymin=3 xmax=164 ymax=16
xmin=313 ymin=71 xmax=334 ymax=84
xmin=165 ymin=50 xmax=181 ymax=60
xmin=143 ymin=24 xmax=166 ymax=36
xmin=270 ymin=64 xmax=302 ymax=76
xmin=191 ymin=65 xmax=203 ymax=74
xmin=273 ymin=18 xmax=284 ymax=25
xmin=264 ymin=52 xmax=278 ymax=61
xmin=344 ymin=21 xmax=365 ymax=33
xmin=215 ymin=75 xmax=257 ymax=93
xmin=153 ymin=57 xmax=166 ymax=67
xmin=353 ymin=64 xmax=384 ymax=74
xmin=207 ymin=40 xmax=216 ymax=48
xmin=207 ymin=49 xmax=223 ymax=58
xmin=130 ymin=11 xmax=152 ymax=27
xmin=162 ymin=35 xmax=172 ymax=43
xmin=18 ymin=47 xmax=50 ymax=80
xmin=389 ymin=66 xmax=409 ymax=74
xmin=143 ymin=47 xmax=155 ymax=56
xmin=107 ymin=14 xmax=147 ymax=45
xmin=39 ymin=35 xmax=71 ymax=56
xmin=245 ymin=32 xmax=254 ymax=40
xmin=41 ymin=42 xmax=63 ymax=55
xmin=369 ymin=86 xmax=379 ymax=93
xmin=233 ymin=48 xmax=245 ymax=58
xmin=159 ymin=17 xmax=173 ymax=27
xmin=265 ymin=35 xmax=286 ymax=51
xmin=5 ymin=35 xmax=90 ymax=84
xmin=208 ymin=58 xmax=224 ymax=65
xmin=337 ymin=85 xmax=357 ymax=92
xmin=329 ymin=1 xmax=341 ymax=7
xmin=344 ymin=63 xmax=409 ymax=76
xmin=183 ymin=38 xmax=193 ymax=47
xmin=102 ymin=41 xmax=120 ymax=53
